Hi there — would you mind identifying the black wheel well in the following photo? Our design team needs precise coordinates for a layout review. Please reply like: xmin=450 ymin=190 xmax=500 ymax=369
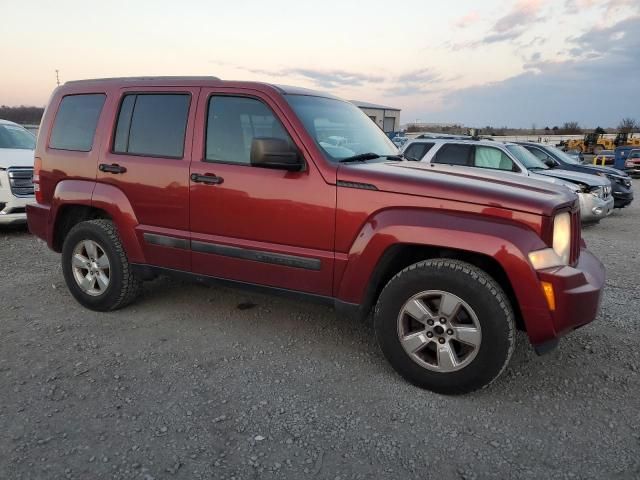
xmin=362 ymin=244 xmax=524 ymax=331
xmin=52 ymin=205 xmax=111 ymax=252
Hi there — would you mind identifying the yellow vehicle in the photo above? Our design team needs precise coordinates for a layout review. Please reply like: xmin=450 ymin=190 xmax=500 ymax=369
xmin=563 ymin=132 xmax=638 ymax=154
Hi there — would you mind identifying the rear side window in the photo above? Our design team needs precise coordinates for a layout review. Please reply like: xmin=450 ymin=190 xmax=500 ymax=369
xmin=404 ymin=142 xmax=434 ymax=161
xmin=473 ymin=146 xmax=516 ymax=171
xmin=49 ymin=94 xmax=106 ymax=151
xmin=432 ymin=144 xmax=472 ymax=165
xmin=113 ymin=94 xmax=190 ymax=158
xmin=205 ymin=96 xmax=293 ymax=165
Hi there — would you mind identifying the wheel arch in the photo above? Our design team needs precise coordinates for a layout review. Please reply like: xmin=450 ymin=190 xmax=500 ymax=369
xmin=49 ymin=180 xmax=144 ymax=263
xmin=336 ymin=209 xmax=551 ymax=335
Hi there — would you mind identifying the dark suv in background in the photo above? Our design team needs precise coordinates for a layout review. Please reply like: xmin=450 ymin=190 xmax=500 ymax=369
xmin=517 ymin=142 xmax=634 ymax=209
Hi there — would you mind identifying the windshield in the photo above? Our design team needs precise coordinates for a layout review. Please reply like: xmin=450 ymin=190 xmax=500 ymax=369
xmin=285 ymin=95 xmax=398 ymax=162
xmin=0 ymin=123 xmax=36 ymax=150
xmin=546 ymin=145 xmax=582 ymax=165
xmin=506 ymin=144 xmax=548 ymax=170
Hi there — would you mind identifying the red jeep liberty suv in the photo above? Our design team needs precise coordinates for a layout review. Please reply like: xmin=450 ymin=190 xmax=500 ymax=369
xmin=27 ymin=77 xmax=605 ymax=394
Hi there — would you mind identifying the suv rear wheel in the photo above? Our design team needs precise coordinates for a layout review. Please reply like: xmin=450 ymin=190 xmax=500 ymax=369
xmin=374 ymin=259 xmax=515 ymax=394
xmin=61 ymin=219 xmax=141 ymax=311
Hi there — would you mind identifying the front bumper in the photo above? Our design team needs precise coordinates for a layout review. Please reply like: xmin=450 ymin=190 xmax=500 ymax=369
xmin=527 ymin=248 xmax=605 ymax=347
xmin=0 ymin=189 xmax=31 ymax=225
xmin=578 ymin=193 xmax=614 ymax=222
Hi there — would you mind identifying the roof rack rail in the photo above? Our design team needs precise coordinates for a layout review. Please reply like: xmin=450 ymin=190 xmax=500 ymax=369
xmin=65 ymin=75 xmax=221 ymax=84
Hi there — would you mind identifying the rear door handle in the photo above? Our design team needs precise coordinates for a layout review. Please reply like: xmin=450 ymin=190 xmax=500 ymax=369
xmin=191 ymin=173 xmax=224 ymax=185
xmin=99 ymin=163 xmax=127 ymax=174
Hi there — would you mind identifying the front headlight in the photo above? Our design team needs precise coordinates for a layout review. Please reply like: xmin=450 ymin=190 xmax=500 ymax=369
xmin=589 ymin=186 xmax=604 ymax=198
xmin=528 ymin=212 xmax=571 ymax=269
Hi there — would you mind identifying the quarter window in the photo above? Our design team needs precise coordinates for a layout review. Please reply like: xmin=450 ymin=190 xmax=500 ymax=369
xmin=205 ymin=96 xmax=293 ymax=165
xmin=473 ymin=146 xmax=515 ymax=171
xmin=432 ymin=144 xmax=472 ymax=165
xmin=49 ymin=94 xmax=106 ymax=151
xmin=113 ymin=94 xmax=190 ymax=158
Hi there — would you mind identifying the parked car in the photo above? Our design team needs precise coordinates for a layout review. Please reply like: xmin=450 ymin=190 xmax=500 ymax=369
xmin=27 ymin=77 xmax=605 ymax=394
xmin=593 ymin=150 xmax=615 ymax=166
xmin=391 ymin=135 xmax=409 ymax=148
xmin=625 ymin=149 xmax=640 ymax=177
xmin=564 ymin=149 xmax=584 ymax=163
xmin=517 ymin=142 xmax=634 ymax=209
xmin=402 ymin=138 xmax=613 ymax=223
xmin=0 ymin=119 xmax=36 ymax=225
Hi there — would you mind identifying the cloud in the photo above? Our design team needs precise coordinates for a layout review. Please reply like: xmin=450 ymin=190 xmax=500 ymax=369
xmin=420 ymin=15 xmax=640 ymax=127
xmin=470 ymin=0 xmax=547 ymax=46
xmin=385 ymin=68 xmax=442 ymax=97
xmin=564 ymin=0 xmax=640 ymax=14
xmin=454 ymin=11 xmax=481 ymax=28
xmin=238 ymin=66 xmax=384 ymax=89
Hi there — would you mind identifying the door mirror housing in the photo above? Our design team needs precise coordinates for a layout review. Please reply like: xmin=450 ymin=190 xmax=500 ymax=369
xmin=250 ymin=138 xmax=303 ymax=171
xmin=543 ymin=157 xmax=556 ymax=168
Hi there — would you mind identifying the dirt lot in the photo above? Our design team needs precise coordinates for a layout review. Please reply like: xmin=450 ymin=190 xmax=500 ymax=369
xmin=1 ymin=195 xmax=639 ymax=480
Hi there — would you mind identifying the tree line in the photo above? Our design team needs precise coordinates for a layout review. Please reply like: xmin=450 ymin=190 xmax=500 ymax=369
xmin=404 ymin=118 xmax=638 ymax=135
xmin=0 ymin=105 xmax=45 ymax=125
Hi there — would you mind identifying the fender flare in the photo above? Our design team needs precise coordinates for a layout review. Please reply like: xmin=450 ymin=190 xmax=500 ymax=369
xmin=336 ymin=208 xmax=554 ymax=339
xmin=49 ymin=180 xmax=145 ymax=263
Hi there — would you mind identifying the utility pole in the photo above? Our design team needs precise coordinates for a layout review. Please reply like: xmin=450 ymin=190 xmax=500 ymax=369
xmin=55 ymin=70 xmax=60 ymax=86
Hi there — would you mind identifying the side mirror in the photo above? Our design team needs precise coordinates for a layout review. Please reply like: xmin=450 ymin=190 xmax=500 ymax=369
xmin=544 ymin=157 xmax=556 ymax=168
xmin=250 ymin=138 xmax=303 ymax=171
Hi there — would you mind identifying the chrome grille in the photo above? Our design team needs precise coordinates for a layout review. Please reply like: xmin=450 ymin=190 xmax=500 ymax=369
xmin=7 ymin=167 xmax=34 ymax=197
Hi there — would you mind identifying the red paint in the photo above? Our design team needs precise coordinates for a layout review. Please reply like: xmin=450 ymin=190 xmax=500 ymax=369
xmin=27 ymin=77 xmax=605 ymax=348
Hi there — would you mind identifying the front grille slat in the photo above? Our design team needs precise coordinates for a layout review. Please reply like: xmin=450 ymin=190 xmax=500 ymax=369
xmin=7 ymin=167 xmax=34 ymax=197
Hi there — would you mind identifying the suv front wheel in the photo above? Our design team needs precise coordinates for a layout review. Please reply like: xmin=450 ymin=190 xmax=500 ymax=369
xmin=61 ymin=219 xmax=141 ymax=311
xmin=374 ymin=259 xmax=515 ymax=395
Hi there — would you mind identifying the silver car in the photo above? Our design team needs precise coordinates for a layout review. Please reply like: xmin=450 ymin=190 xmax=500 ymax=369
xmin=401 ymin=138 xmax=614 ymax=223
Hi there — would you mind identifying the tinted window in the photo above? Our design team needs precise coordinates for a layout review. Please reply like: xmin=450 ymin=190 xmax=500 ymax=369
xmin=49 ymin=94 xmax=105 ymax=151
xmin=113 ymin=94 xmax=190 ymax=158
xmin=432 ymin=144 xmax=472 ymax=165
xmin=404 ymin=142 xmax=434 ymax=161
xmin=206 ymin=96 xmax=293 ymax=165
xmin=474 ymin=146 xmax=516 ymax=171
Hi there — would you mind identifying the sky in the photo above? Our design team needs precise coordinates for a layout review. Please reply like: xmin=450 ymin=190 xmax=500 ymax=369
xmin=1 ymin=0 xmax=639 ymax=128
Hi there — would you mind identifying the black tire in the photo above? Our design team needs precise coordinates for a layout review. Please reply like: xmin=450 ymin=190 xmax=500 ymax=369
xmin=374 ymin=259 xmax=515 ymax=395
xmin=61 ymin=219 xmax=141 ymax=311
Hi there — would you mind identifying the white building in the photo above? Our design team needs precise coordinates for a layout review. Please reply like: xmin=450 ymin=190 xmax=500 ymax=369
xmin=351 ymin=100 xmax=401 ymax=133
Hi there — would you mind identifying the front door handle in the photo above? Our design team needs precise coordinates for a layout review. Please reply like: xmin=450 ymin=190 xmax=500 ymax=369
xmin=191 ymin=173 xmax=224 ymax=185
xmin=99 ymin=163 xmax=127 ymax=174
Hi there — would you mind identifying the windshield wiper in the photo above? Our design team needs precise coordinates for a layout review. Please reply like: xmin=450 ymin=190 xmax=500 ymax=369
xmin=339 ymin=153 xmax=403 ymax=163
xmin=339 ymin=153 xmax=382 ymax=163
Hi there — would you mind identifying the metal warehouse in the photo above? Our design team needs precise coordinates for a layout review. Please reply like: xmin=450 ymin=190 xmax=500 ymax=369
xmin=351 ymin=100 xmax=401 ymax=133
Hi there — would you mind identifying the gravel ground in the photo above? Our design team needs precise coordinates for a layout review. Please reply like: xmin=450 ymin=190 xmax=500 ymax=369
xmin=1 ymin=194 xmax=639 ymax=480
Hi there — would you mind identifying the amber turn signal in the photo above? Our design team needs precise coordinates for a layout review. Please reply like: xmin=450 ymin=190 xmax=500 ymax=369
xmin=541 ymin=281 xmax=556 ymax=311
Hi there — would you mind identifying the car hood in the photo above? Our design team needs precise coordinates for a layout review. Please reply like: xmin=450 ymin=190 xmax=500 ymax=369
xmin=573 ymin=164 xmax=628 ymax=177
xmin=0 ymin=148 xmax=35 ymax=169
xmin=337 ymin=161 xmax=577 ymax=217
xmin=535 ymin=168 xmax=609 ymax=187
